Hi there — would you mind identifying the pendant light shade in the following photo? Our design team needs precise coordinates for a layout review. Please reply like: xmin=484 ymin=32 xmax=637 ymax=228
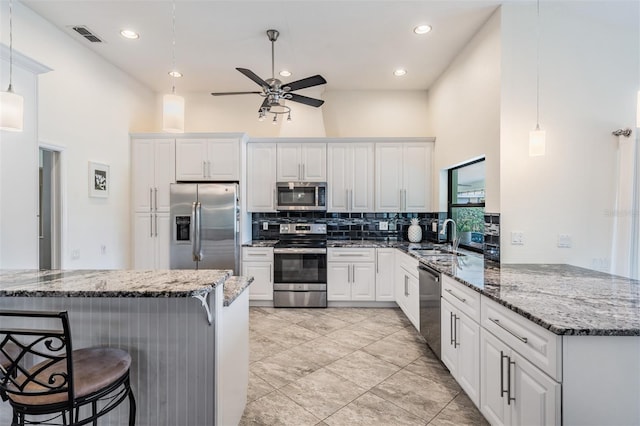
xmin=1 ymin=0 xmax=23 ymax=133
xmin=0 ymin=89 xmax=24 ymax=132
xmin=162 ymin=93 xmax=184 ymax=133
xmin=529 ymin=126 xmax=546 ymax=156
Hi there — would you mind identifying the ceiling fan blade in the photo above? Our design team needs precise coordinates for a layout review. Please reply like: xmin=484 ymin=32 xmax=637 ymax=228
xmin=236 ymin=68 xmax=270 ymax=88
xmin=287 ymin=93 xmax=325 ymax=108
xmin=211 ymin=91 xmax=262 ymax=96
xmin=259 ymin=97 xmax=270 ymax=112
xmin=283 ymin=75 xmax=327 ymax=92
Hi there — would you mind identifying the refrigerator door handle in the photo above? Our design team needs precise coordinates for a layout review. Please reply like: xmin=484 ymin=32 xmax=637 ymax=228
xmin=191 ymin=201 xmax=198 ymax=261
xmin=195 ymin=201 xmax=203 ymax=261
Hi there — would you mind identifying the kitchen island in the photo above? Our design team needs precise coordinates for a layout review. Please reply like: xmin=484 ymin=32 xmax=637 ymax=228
xmin=0 ymin=269 xmax=252 ymax=426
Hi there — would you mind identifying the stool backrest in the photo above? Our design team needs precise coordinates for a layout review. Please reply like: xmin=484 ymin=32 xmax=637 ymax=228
xmin=0 ymin=310 xmax=74 ymax=409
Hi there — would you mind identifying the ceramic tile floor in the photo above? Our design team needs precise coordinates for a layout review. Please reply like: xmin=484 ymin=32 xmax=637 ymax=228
xmin=240 ymin=307 xmax=489 ymax=426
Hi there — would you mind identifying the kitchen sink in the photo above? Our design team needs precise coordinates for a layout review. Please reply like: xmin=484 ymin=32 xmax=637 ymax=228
xmin=412 ymin=248 xmax=466 ymax=257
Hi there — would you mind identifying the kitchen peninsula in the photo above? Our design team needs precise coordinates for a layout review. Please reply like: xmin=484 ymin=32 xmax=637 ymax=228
xmin=0 ymin=269 xmax=252 ymax=426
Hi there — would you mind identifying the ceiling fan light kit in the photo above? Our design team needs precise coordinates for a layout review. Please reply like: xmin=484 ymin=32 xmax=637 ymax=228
xmin=0 ymin=0 xmax=24 ymax=132
xmin=212 ymin=29 xmax=327 ymax=123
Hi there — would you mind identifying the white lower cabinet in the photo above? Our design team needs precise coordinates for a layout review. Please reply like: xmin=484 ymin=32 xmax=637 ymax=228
xmin=394 ymin=250 xmax=419 ymax=330
xmin=133 ymin=212 xmax=169 ymax=269
xmin=441 ymin=298 xmax=480 ymax=406
xmin=480 ymin=328 xmax=560 ymax=426
xmin=375 ymin=248 xmax=395 ymax=301
xmin=242 ymin=247 xmax=273 ymax=301
xmin=327 ymin=248 xmax=376 ymax=301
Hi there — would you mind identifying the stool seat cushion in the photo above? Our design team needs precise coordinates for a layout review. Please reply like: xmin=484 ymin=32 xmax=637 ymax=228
xmin=8 ymin=347 xmax=131 ymax=407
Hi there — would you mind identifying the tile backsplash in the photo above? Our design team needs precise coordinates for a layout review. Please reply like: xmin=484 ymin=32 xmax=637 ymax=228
xmin=484 ymin=213 xmax=500 ymax=262
xmin=251 ymin=212 xmax=447 ymax=242
xmin=252 ymin=211 xmax=501 ymax=264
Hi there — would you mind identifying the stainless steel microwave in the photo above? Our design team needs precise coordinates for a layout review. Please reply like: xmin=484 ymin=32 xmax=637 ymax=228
xmin=276 ymin=182 xmax=327 ymax=211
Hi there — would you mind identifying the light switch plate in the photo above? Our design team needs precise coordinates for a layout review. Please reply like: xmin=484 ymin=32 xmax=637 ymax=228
xmin=379 ymin=221 xmax=389 ymax=231
xmin=558 ymin=234 xmax=572 ymax=248
xmin=262 ymin=222 xmax=269 ymax=230
xmin=432 ymin=222 xmax=438 ymax=232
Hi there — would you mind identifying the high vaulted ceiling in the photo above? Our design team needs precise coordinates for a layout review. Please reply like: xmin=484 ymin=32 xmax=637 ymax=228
xmin=22 ymin=1 xmax=501 ymax=94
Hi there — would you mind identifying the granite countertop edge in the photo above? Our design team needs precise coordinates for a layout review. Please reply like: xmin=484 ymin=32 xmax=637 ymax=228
xmin=223 ymin=276 xmax=254 ymax=307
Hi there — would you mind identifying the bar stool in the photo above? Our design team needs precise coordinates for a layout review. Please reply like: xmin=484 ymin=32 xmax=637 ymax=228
xmin=0 ymin=310 xmax=136 ymax=426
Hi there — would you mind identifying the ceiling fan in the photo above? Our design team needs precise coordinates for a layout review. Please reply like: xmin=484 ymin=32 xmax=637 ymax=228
xmin=211 ymin=29 xmax=327 ymax=121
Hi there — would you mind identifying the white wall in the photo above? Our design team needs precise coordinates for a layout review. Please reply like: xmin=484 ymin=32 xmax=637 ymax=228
xmin=500 ymin=1 xmax=639 ymax=270
xmin=0 ymin=1 xmax=156 ymax=269
xmin=180 ymin=89 xmax=430 ymax=138
xmin=425 ymin=9 xmax=501 ymax=213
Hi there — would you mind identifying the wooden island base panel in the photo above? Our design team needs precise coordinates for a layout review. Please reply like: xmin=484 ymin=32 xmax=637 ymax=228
xmin=0 ymin=270 xmax=252 ymax=426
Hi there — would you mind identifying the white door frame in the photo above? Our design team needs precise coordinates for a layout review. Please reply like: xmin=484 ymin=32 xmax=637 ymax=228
xmin=39 ymin=142 xmax=66 ymax=269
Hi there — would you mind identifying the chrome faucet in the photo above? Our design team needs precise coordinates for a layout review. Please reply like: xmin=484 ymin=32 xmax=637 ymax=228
xmin=440 ymin=218 xmax=459 ymax=253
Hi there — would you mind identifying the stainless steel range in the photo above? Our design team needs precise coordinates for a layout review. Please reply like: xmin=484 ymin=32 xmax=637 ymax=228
xmin=273 ymin=223 xmax=327 ymax=308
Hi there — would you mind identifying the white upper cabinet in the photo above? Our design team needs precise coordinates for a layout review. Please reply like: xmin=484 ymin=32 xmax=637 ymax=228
xmin=327 ymin=142 xmax=374 ymax=212
xmin=375 ymin=141 xmax=433 ymax=212
xmin=246 ymin=143 xmax=277 ymax=212
xmin=276 ymin=143 xmax=326 ymax=182
xmin=132 ymin=139 xmax=175 ymax=213
xmin=176 ymin=137 xmax=239 ymax=181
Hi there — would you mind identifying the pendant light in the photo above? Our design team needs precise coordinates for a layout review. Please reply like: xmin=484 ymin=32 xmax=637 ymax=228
xmin=0 ymin=0 xmax=24 ymax=132
xmin=162 ymin=0 xmax=184 ymax=133
xmin=529 ymin=0 xmax=545 ymax=156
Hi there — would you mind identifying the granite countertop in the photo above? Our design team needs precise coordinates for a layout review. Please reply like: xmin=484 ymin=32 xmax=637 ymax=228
xmin=404 ymin=248 xmax=640 ymax=336
xmin=242 ymin=240 xmax=278 ymax=248
xmin=223 ymin=275 xmax=254 ymax=306
xmin=0 ymin=269 xmax=231 ymax=298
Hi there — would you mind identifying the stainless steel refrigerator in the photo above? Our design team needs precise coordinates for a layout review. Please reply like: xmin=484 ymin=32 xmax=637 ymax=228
xmin=169 ymin=183 xmax=239 ymax=273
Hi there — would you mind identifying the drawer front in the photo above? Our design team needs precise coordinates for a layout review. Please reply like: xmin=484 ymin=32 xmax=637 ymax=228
xmin=242 ymin=247 xmax=274 ymax=262
xmin=328 ymin=248 xmax=375 ymax=262
xmin=441 ymin=275 xmax=481 ymax=323
xmin=396 ymin=250 xmax=419 ymax=278
xmin=481 ymin=296 xmax=562 ymax=381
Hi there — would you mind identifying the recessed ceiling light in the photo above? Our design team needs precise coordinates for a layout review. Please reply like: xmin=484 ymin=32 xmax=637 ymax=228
xmin=120 ymin=29 xmax=139 ymax=39
xmin=279 ymin=70 xmax=292 ymax=77
xmin=168 ymin=70 xmax=183 ymax=78
xmin=413 ymin=25 xmax=432 ymax=35
xmin=393 ymin=69 xmax=407 ymax=77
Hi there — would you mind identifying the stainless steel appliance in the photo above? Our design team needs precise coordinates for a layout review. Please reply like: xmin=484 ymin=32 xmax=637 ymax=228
xmin=276 ymin=182 xmax=327 ymax=211
xmin=419 ymin=263 xmax=441 ymax=359
xmin=169 ymin=183 xmax=239 ymax=273
xmin=273 ymin=223 xmax=327 ymax=307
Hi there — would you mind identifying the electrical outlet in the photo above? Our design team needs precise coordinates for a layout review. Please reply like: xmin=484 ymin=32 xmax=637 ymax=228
xmin=379 ymin=221 xmax=389 ymax=231
xmin=71 ymin=249 xmax=80 ymax=259
xmin=511 ymin=231 xmax=524 ymax=245
xmin=262 ymin=222 xmax=269 ymax=230
xmin=432 ymin=221 xmax=438 ymax=232
xmin=558 ymin=234 xmax=572 ymax=248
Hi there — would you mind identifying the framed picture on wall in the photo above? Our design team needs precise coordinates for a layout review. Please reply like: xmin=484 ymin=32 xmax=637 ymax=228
xmin=88 ymin=161 xmax=109 ymax=198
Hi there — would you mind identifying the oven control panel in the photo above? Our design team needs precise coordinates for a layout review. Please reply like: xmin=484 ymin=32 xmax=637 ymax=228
xmin=279 ymin=223 xmax=326 ymax=235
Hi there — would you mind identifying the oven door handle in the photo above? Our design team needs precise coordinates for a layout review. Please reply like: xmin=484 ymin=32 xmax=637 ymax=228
xmin=273 ymin=248 xmax=327 ymax=254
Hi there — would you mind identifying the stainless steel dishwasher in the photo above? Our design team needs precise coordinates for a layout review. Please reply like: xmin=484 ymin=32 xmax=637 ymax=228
xmin=419 ymin=263 xmax=441 ymax=359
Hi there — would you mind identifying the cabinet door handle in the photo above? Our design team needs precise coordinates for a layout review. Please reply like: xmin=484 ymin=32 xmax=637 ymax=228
xmin=149 ymin=213 xmax=153 ymax=237
xmin=149 ymin=188 xmax=153 ymax=212
xmin=404 ymin=189 xmax=407 ymax=211
xmin=273 ymin=187 xmax=277 ymax=210
xmin=154 ymin=187 xmax=158 ymax=211
xmin=203 ymin=160 xmax=206 ymax=177
xmin=489 ymin=318 xmax=528 ymax=343
xmin=302 ymin=164 xmax=305 ymax=179
xmin=154 ymin=213 xmax=158 ymax=237
xmin=445 ymin=288 xmax=467 ymax=303
xmin=207 ymin=161 xmax=212 ymax=178
xmin=399 ymin=189 xmax=402 ymax=210
xmin=376 ymin=252 xmax=379 ymax=274
xmin=346 ymin=189 xmax=349 ymax=210
xmin=298 ymin=164 xmax=301 ymax=180
xmin=450 ymin=312 xmax=455 ymax=346
xmin=404 ymin=276 xmax=409 ymax=296
xmin=454 ymin=314 xmax=459 ymax=348
xmin=269 ymin=264 xmax=272 ymax=283
xmin=500 ymin=351 xmax=508 ymax=398
xmin=508 ymin=358 xmax=516 ymax=405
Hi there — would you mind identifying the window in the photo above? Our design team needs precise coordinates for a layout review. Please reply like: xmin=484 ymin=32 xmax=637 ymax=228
xmin=448 ymin=159 xmax=485 ymax=252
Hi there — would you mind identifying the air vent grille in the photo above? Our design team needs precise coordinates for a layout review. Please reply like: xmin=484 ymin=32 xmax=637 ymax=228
xmin=72 ymin=26 xmax=103 ymax=43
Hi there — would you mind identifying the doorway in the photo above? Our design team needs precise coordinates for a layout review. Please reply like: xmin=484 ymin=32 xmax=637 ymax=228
xmin=39 ymin=147 xmax=61 ymax=269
